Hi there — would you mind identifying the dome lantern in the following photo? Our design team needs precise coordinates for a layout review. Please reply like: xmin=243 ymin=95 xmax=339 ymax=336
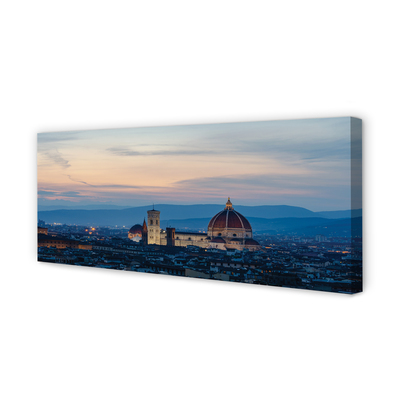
xmin=225 ymin=197 xmax=233 ymax=210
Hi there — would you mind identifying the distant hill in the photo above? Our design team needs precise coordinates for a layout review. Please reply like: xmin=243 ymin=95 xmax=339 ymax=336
xmin=163 ymin=216 xmax=362 ymax=237
xmin=315 ymin=209 xmax=362 ymax=219
xmin=38 ymin=204 xmax=361 ymax=238
xmin=38 ymin=204 xmax=131 ymax=211
xmin=38 ymin=204 xmax=361 ymax=226
xmin=38 ymin=203 xmax=323 ymax=217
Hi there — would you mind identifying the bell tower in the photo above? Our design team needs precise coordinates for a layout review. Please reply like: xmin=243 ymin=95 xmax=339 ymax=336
xmin=147 ymin=207 xmax=161 ymax=245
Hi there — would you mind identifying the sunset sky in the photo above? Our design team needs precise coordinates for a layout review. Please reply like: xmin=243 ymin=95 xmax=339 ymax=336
xmin=37 ymin=117 xmax=358 ymax=211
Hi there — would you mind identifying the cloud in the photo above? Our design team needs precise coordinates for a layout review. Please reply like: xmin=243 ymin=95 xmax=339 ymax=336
xmin=173 ymin=173 xmax=349 ymax=197
xmin=43 ymin=149 xmax=70 ymax=169
xmin=174 ymin=174 xmax=313 ymax=189
xmin=67 ymin=175 xmax=92 ymax=186
xmin=61 ymin=191 xmax=84 ymax=197
xmin=37 ymin=118 xmax=354 ymax=211
xmin=170 ymin=173 xmax=350 ymax=210
xmin=97 ymin=184 xmax=144 ymax=189
xmin=66 ymin=174 xmax=150 ymax=189
xmin=107 ymin=147 xmax=212 ymax=157
xmin=38 ymin=190 xmax=86 ymax=198
xmin=38 ymin=190 xmax=58 ymax=196
xmin=195 ymin=117 xmax=351 ymax=162
xmin=107 ymin=147 xmax=142 ymax=156
xmin=37 ymin=132 xmax=79 ymax=144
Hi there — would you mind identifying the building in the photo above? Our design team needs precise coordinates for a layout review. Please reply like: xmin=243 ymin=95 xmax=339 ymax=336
xmin=37 ymin=233 xmax=92 ymax=250
xmin=38 ymin=226 xmax=48 ymax=235
xmin=128 ymin=219 xmax=148 ymax=243
xmin=128 ymin=198 xmax=262 ymax=251
xmin=315 ymin=234 xmax=328 ymax=242
xmin=206 ymin=197 xmax=260 ymax=251
xmin=128 ymin=224 xmax=143 ymax=242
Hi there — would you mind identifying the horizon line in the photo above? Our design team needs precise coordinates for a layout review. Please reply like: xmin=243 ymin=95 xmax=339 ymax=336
xmin=37 ymin=202 xmax=362 ymax=213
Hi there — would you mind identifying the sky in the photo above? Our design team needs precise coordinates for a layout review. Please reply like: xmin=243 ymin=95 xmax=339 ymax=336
xmin=37 ymin=117 xmax=361 ymax=211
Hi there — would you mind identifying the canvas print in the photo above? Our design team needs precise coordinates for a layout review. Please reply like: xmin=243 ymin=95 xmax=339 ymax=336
xmin=37 ymin=117 xmax=362 ymax=294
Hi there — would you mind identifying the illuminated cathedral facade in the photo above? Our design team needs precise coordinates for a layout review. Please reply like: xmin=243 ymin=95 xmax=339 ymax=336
xmin=128 ymin=198 xmax=261 ymax=251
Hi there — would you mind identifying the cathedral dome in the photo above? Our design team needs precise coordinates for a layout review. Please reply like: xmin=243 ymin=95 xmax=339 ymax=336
xmin=208 ymin=198 xmax=251 ymax=231
xmin=128 ymin=224 xmax=143 ymax=236
xmin=245 ymin=238 xmax=260 ymax=246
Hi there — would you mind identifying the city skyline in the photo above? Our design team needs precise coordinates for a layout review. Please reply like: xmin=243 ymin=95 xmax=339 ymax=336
xmin=37 ymin=117 xmax=360 ymax=211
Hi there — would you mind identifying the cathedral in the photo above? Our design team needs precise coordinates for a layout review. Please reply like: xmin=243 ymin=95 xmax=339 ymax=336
xmin=128 ymin=198 xmax=261 ymax=251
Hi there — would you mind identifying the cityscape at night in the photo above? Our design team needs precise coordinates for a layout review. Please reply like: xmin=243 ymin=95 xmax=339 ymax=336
xmin=38 ymin=117 xmax=362 ymax=294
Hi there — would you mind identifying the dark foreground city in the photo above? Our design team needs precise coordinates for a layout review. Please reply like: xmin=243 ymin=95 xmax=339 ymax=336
xmin=38 ymin=222 xmax=362 ymax=294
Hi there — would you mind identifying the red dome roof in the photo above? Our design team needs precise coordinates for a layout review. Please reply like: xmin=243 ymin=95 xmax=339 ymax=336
xmin=129 ymin=224 xmax=143 ymax=235
xmin=245 ymin=238 xmax=260 ymax=246
xmin=208 ymin=201 xmax=252 ymax=231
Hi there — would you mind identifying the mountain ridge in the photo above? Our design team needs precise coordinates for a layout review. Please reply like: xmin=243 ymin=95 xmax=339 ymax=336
xmin=163 ymin=216 xmax=362 ymax=237
xmin=38 ymin=204 xmax=362 ymax=227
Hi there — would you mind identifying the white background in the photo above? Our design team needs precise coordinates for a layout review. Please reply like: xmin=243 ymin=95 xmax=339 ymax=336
xmin=1 ymin=1 xmax=399 ymax=399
